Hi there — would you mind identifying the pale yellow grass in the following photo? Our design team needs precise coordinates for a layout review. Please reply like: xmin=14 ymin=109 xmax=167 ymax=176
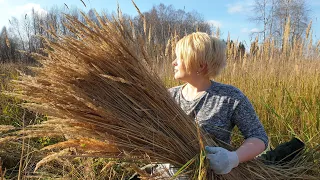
xmin=0 ymin=6 xmax=319 ymax=179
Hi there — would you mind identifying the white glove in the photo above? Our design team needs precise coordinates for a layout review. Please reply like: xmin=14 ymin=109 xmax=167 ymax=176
xmin=205 ymin=146 xmax=239 ymax=174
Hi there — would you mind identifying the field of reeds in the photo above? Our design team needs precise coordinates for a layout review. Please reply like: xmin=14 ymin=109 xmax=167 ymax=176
xmin=218 ymin=20 xmax=320 ymax=149
xmin=159 ymin=20 xmax=320 ymax=149
xmin=0 ymin=9 xmax=319 ymax=179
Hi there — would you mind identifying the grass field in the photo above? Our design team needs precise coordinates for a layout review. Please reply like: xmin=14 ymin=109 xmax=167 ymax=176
xmin=0 ymin=17 xmax=319 ymax=179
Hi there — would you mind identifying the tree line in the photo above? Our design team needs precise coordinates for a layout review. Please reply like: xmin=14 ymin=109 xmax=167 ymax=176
xmin=0 ymin=4 xmax=213 ymax=64
xmin=250 ymin=0 xmax=310 ymax=44
xmin=0 ymin=0 xmax=313 ymax=64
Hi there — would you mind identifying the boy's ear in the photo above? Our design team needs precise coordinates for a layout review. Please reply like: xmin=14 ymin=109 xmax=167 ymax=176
xmin=199 ymin=63 xmax=208 ymax=73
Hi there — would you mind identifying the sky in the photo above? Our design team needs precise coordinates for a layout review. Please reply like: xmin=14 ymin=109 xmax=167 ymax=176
xmin=0 ymin=0 xmax=319 ymax=47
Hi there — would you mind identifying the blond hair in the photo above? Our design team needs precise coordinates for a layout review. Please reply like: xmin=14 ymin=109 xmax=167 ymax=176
xmin=175 ymin=32 xmax=226 ymax=79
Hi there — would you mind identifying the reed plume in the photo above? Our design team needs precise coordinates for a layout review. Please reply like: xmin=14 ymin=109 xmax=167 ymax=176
xmin=4 ymin=9 xmax=319 ymax=180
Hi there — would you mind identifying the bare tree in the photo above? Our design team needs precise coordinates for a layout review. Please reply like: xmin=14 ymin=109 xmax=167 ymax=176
xmin=135 ymin=4 xmax=212 ymax=46
xmin=273 ymin=0 xmax=309 ymax=42
xmin=1 ymin=4 xmax=214 ymax=64
xmin=250 ymin=0 xmax=275 ymax=41
xmin=250 ymin=0 xmax=310 ymax=46
xmin=0 ymin=27 xmax=20 ymax=63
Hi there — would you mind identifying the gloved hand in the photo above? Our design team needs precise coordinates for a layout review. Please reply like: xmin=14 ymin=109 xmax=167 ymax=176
xmin=205 ymin=146 xmax=239 ymax=174
xmin=260 ymin=137 xmax=305 ymax=165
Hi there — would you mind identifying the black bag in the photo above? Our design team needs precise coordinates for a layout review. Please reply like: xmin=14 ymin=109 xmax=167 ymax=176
xmin=260 ymin=137 xmax=305 ymax=165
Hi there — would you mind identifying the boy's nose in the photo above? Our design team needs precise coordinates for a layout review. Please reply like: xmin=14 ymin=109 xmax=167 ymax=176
xmin=172 ymin=59 xmax=177 ymax=66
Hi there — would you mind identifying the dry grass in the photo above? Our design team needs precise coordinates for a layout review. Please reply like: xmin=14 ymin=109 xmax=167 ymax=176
xmin=0 ymin=2 xmax=319 ymax=179
xmin=0 ymin=9 xmax=318 ymax=180
xmin=219 ymin=20 xmax=320 ymax=150
xmin=6 ymin=11 xmax=211 ymax=179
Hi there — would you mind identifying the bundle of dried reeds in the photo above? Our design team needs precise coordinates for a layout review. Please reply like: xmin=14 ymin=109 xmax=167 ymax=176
xmin=4 ymin=8 xmax=319 ymax=180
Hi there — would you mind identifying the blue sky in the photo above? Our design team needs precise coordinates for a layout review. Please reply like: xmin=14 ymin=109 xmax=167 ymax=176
xmin=0 ymin=0 xmax=319 ymax=47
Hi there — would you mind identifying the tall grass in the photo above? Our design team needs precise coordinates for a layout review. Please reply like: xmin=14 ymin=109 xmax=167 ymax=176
xmin=0 ymin=6 xmax=319 ymax=179
xmin=158 ymin=18 xmax=320 ymax=149
xmin=0 ymin=63 xmax=44 ymax=126
xmin=212 ymin=22 xmax=320 ymax=149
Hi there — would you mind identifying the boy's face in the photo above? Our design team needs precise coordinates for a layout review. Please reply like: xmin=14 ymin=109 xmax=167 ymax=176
xmin=172 ymin=54 xmax=198 ymax=82
xmin=172 ymin=55 xmax=186 ymax=80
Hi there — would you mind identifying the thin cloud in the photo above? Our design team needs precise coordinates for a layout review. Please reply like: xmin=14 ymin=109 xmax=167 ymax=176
xmin=227 ymin=0 xmax=253 ymax=14
xmin=10 ymin=3 xmax=47 ymax=17
xmin=227 ymin=4 xmax=244 ymax=14
xmin=241 ymin=28 xmax=249 ymax=33
xmin=241 ymin=28 xmax=260 ymax=33
xmin=207 ymin=20 xmax=222 ymax=28
xmin=250 ymin=28 xmax=260 ymax=33
xmin=0 ymin=0 xmax=10 ymax=27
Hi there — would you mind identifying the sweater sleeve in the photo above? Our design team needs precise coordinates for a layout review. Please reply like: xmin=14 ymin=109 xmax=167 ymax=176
xmin=231 ymin=95 xmax=269 ymax=149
